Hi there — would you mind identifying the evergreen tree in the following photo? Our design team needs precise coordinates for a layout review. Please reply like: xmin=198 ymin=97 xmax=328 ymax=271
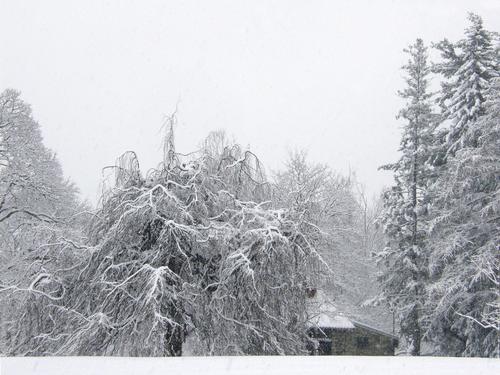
xmin=434 ymin=13 xmax=499 ymax=156
xmin=377 ymin=39 xmax=437 ymax=356
xmin=424 ymin=13 xmax=499 ymax=357
xmin=426 ymin=78 xmax=500 ymax=357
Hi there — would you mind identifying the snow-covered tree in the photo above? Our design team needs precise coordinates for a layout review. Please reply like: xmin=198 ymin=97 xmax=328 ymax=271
xmin=349 ymin=189 xmax=395 ymax=331
xmin=425 ymin=78 xmax=500 ymax=357
xmin=274 ymin=152 xmax=392 ymax=334
xmin=433 ymin=13 xmax=499 ymax=156
xmin=377 ymin=39 xmax=437 ymax=356
xmin=354 ymin=183 xmax=385 ymax=258
xmin=272 ymin=150 xmax=357 ymax=264
xmin=0 ymin=89 xmax=86 ymax=354
xmin=0 ymin=90 xmax=77 ymax=223
xmin=5 ymin=124 xmax=326 ymax=356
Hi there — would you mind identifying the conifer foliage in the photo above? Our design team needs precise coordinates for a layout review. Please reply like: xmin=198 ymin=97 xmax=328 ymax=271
xmin=422 ymin=14 xmax=499 ymax=357
xmin=425 ymin=77 xmax=500 ymax=357
xmin=379 ymin=14 xmax=499 ymax=357
xmin=378 ymin=39 xmax=436 ymax=356
xmin=434 ymin=13 xmax=499 ymax=155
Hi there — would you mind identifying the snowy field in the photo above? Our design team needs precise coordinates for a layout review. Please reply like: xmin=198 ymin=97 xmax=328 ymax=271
xmin=1 ymin=356 xmax=499 ymax=375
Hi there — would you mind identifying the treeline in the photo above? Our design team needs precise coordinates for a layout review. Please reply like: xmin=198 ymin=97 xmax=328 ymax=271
xmin=378 ymin=13 xmax=499 ymax=357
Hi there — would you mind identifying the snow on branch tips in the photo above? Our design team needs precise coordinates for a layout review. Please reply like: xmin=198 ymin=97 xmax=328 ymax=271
xmin=7 ymin=127 xmax=327 ymax=356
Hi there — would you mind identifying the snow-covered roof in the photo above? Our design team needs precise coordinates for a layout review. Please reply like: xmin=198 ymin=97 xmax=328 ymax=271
xmin=351 ymin=320 xmax=398 ymax=340
xmin=306 ymin=289 xmax=396 ymax=339
xmin=308 ymin=313 xmax=355 ymax=329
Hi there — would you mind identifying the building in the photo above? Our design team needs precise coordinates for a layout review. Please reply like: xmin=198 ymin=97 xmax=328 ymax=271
xmin=307 ymin=289 xmax=399 ymax=356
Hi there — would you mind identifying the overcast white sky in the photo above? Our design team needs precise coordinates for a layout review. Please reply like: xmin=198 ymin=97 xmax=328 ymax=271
xmin=1 ymin=0 xmax=499 ymax=204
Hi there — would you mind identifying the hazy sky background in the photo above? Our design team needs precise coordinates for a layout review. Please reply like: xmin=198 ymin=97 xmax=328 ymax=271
xmin=1 ymin=0 xmax=499 ymax=204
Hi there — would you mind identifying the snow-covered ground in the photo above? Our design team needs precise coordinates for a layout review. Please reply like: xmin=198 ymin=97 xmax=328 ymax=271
xmin=1 ymin=356 xmax=499 ymax=375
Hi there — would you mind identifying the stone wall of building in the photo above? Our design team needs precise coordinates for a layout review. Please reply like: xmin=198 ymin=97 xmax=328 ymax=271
xmin=331 ymin=327 xmax=396 ymax=356
xmin=309 ymin=326 xmax=397 ymax=356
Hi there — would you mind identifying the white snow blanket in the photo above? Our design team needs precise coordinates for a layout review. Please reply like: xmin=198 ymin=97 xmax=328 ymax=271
xmin=1 ymin=356 xmax=499 ymax=375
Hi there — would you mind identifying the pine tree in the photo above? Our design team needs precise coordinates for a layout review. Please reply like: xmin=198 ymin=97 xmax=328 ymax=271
xmin=424 ymin=13 xmax=499 ymax=357
xmin=426 ymin=78 xmax=500 ymax=357
xmin=434 ymin=13 xmax=499 ymax=156
xmin=377 ymin=39 xmax=437 ymax=356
